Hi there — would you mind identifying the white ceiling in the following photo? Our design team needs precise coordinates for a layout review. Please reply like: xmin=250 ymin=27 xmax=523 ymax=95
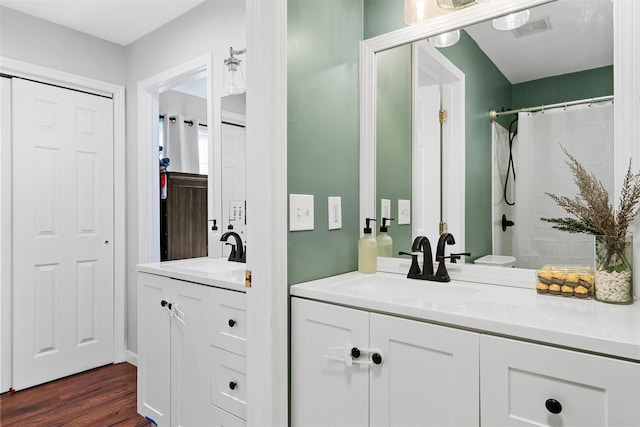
xmin=0 ymin=0 xmax=612 ymax=83
xmin=0 ymin=0 xmax=207 ymax=46
xmin=465 ymin=0 xmax=612 ymax=83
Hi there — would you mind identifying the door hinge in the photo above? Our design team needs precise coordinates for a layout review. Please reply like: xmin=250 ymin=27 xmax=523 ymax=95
xmin=245 ymin=269 xmax=252 ymax=288
xmin=439 ymin=222 xmax=448 ymax=234
xmin=439 ymin=109 xmax=448 ymax=124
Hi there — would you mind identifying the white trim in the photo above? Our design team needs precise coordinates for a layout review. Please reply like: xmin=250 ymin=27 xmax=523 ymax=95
xmin=613 ymin=0 xmax=640 ymax=295
xmin=0 ymin=56 xmax=127 ymax=369
xmin=0 ymin=76 xmax=12 ymax=393
xmin=136 ymin=54 xmax=217 ymax=265
xmin=125 ymin=350 xmax=138 ymax=367
xmin=245 ymin=0 xmax=288 ymax=424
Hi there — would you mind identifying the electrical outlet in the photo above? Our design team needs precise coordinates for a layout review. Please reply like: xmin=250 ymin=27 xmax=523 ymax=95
xmin=229 ymin=200 xmax=245 ymax=224
xmin=328 ymin=196 xmax=342 ymax=230
xmin=398 ymin=199 xmax=411 ymax=225
xmin=289 ymin=194 xmax=314 ymax=231
xmin=381 ymin=199 xmax=391 ymax=219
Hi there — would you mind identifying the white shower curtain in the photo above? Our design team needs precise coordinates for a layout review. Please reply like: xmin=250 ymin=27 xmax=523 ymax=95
xmin=513 ymin=102 xmax=613 ymax=269
xmin=162 ymin=114 xmax=200 ymax=174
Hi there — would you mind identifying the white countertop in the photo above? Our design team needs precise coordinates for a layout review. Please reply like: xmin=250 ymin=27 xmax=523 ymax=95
xmin=290 ymin=271 xmax=640 ymax=361
xmin=137 ymin=257 xmax=246 ymax=292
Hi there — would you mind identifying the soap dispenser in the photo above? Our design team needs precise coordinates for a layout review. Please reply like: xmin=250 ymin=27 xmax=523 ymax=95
xmin=358 ymin=218 xmax=377 ymax=273
xmin=208 ymin=219 xmax=221 ymax=258
xmin=376 ymin=217 xmax=394 ymax=257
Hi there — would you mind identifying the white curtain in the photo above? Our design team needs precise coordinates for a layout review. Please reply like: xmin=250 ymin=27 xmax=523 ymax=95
xmin=162 ymin=114 xmax=200 ymax=173
xmin=513 ymin=102 xmax=613 ymax=269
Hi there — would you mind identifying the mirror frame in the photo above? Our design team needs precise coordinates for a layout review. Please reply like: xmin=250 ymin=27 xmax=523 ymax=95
xmin=360 ymin=0 xmax=640 ymax=285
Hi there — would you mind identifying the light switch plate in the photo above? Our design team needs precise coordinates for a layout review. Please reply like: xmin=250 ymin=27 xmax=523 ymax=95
xmin=398 ymin=199 xmax=411 ymax=225
xmin=289 ymin=194 xmax=314 ymax=231
xmin=381 ymin=199 xmax=391 ymax=219
xmin=328 ymin=196 xmax=342 ymax=230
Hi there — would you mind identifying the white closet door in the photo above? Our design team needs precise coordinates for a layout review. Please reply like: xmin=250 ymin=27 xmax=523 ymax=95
xmin=12 ymin=78 xmax=114 ymax=390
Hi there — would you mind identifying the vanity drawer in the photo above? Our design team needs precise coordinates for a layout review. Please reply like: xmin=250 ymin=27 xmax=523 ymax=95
xmin=211 ymin=404 xmax=246 ymax=427
xmin=210 ymin=346 xmax=247 ymax=420
xmin=209 ymin=287 xmax=247 ymax=356
xmin=480 ymin=335 xmax=640 ymax=426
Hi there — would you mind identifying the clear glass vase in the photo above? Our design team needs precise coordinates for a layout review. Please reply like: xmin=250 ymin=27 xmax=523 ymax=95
xmin=594 ymin=235 xmax=633 ymax=304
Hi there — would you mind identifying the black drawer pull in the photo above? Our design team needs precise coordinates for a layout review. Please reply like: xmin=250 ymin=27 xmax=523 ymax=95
xmin=545 ymin=398 xmax=562 ymax=414
xmin=228 ymin=319 xmax=236 ymax=327
xmin=229 ymin=381 xmax=237 ymax=390
xmin=372 ymin=353 xmax=383 ymax=365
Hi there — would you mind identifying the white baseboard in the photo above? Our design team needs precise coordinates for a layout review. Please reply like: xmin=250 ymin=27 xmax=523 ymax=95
xmin=125 ymin=350 xmax=138 ymax=367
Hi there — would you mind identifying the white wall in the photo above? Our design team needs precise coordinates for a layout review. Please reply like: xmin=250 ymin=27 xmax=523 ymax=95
xmin=125 ymin=0 xmax=245 ymax=355
xmin=0 ymin=6 xmax=127 ymax=85
xmin=160 ymin=90 xmax=208 ymax=123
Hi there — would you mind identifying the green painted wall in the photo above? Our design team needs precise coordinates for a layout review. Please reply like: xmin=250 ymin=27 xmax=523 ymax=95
xmin=376 ymin=45 xmax=413 ymax=254
xmin=287 ymin=0 xmax=363 ymax=285
xmin=512 ymin=66 xmax=613 ymax=108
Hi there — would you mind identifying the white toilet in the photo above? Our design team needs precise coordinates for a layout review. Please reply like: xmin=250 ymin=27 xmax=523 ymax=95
xmin=474 ymin=255 xmax=516 ymax=268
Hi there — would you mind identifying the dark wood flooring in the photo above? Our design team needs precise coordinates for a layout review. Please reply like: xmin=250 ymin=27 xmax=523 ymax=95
xmin=0 ymin=362 xmax=152 ymax=426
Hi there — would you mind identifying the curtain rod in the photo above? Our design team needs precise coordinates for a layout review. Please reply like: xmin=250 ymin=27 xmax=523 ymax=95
xmin=489 ymin=95 xmax=614 ymax=122
xmin=159 ymin=114 xmax=207 ymax=127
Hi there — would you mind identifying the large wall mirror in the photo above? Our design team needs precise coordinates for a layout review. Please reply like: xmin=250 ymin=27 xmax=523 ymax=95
xmin=158 ymin=77 xmax=246 ymax=261
xmin=361 ymin=0 xmax=628 ymax=274
xmin=361 ymin=0 xmax=631 ymax=273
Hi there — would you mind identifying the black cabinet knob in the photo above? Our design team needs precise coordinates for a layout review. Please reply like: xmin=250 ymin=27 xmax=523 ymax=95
xmin=160 ymin=300 xmax=168 ymax=308
xmin=229 ymin=381 xmax=237 ymax=390
xmin=228 ymin=319 xmax=236 ymax=327
xmin=372 ymin=353 xmax=383 ymax=365
xmin=545 ymin=398 xmax=562 ymax=414
xmin=350 ymin=347 xmax=361 ymax=359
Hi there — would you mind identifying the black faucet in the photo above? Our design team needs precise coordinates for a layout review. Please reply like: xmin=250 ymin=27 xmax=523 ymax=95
xmin=434 ymin=233 xmax=471 ymax=280
xmin=220 ymin=231 xmax=245 ymax=263
xmin=412 ymin=236 xmax=434 ymax=276
xmin=400 ymin=236 xmax=445 ymax=282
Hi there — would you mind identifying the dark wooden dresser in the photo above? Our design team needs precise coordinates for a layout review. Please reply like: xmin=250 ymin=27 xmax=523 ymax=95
xmin=160 ymin=172 xmax=208 ymax=260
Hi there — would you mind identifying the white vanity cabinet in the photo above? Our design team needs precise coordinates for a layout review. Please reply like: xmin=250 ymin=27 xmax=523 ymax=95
xmin=480 ymin=335 xmax=640 ymax=426
xmin=137 ymin=272 xmax=247 ymax=427
xmin=291 ymin=297 xmax=480 ymax=426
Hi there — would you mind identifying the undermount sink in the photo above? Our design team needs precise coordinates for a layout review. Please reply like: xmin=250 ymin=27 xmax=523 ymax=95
xmin=328 ymin=273 xmax=482 ymax=305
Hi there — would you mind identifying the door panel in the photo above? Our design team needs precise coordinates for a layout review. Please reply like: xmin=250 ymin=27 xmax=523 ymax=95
xmin=291 ymin=298 xmax=369 ymax=427
xmin=369 ymin=313 xmax=479 ymax=427
xmin=12 ymin=79 xmax=114 ymax=390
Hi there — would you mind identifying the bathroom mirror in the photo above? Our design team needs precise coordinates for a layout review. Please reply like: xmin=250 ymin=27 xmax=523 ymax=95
xmin=159 ymin=79 xmax=246 ymax=260
xmin=363 ymin=0 xmax=617 ymax=270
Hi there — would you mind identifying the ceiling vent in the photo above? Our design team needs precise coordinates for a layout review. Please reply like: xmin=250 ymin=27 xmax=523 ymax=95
xmin=512 ymin=15 xmax=552 ymax=38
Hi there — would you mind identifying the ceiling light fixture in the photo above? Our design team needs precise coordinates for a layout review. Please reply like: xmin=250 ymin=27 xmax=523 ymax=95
xmin=404 ymin=0 xmax=475 ymax=25
xmin=428 ymin=30 xmax=461 ymax=48
xmin=224 ymin=47 xmax=246 ymax=95
xmin=492 ymin=9 xmax=530 ymax=31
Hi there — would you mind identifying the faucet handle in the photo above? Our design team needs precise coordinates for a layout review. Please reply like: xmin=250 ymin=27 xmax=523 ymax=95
xmin=225 ymin=242 xmax=237 ymax=259
xmin=399 ymin=251 xmax=421 ymax=278
xmin=448 ymin=252 xmax=471 ymax=264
